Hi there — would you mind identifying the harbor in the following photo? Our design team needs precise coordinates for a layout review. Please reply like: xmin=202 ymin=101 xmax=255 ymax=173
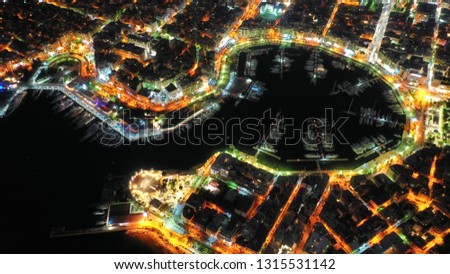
xmin=229 ymin=45 xmax=406 ymax=169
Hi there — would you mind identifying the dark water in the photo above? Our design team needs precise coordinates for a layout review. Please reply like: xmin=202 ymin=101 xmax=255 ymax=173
xmin=0 ymin=96 xmax=218 ymax=253
xmin=226 ymin=46 xmax=405 ymax=170
xmin=0 ymin=46 xmax=404 ymax=253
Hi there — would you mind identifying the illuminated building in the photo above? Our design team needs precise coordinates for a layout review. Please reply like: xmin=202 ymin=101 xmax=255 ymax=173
xmin=259 ymin=2 xmax=284 ymax=22
xmin=114 ymin=42 xmax=150 ymax=62
xmin=127 ymin=33 xmax=153 ymax=52
xmin=106 ymin=203 xmax=145 ymax=227
xmin=182 ymin=193 xmax=205 ymax=222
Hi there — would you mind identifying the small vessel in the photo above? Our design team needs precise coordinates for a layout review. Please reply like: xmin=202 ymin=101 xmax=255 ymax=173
xmin=80 ymin=122 xmax=101 ymax=142
xmin=92 ymin=210 xmax=105 ymax=216
xmin=304 ymin=50 xmax=327 ymax=85
xmin=5 ymin=92 xmax=27 ymax=117
xmin=64 ymin=105 xmax=83 ymax=119
xmin=54 ymin=98 xmax=73 ymax=113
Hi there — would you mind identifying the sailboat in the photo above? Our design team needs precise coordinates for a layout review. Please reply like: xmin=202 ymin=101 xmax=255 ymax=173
xmin=342 ymin=98 xmax=356 ymax=116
